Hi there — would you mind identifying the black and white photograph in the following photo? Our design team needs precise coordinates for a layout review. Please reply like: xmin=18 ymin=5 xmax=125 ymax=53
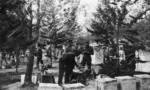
xmin=0 ymin=0 xmax=150 ymax=90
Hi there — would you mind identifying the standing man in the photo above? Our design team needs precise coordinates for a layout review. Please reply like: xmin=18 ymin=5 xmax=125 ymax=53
xmin=135 ymin=49 xmax=141 ymax=62
xmin=1 ymin=51 xmax=8 ymax=66
xmin=46 ymin=45 xmax=52 ymax=68
xmin=58 ymin=40 xmax=79 ymax=85
xmin=36 ymin=46 xmax=43 ymax=68
xmin=103 ymin=46 xmax=110 ymax=64
xmin=81 ymin=41 xmax=94 ymax=70
xmin=0 ymin=51 xmax=2 ymax=68
xmin=119 ymin=46 xmax=125 ymax=62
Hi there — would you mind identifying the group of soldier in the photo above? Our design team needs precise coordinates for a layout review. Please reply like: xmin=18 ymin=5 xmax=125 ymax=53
xmin=58 ymin=40 xmax=94 ymax=85
xmin=34 ymin=40 xmax=94 ymax=85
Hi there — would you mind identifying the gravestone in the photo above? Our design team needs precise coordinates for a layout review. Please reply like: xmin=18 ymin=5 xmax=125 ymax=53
xmin=134 ymin=74 xmax=150 ymax=90
xmin=96 ymin=77 xmax=117 ymax=90
xmin=115 ymin=76 xmax=136 ymax=90
xmin=135 ymin=62 xmax=150 ymax=72
xmin=21 ymin=74 xmax=37 ymax=85
xmin=63 ymin=83 xmax=86 ymax=90
xmin=38 ymin=83 xmax=63 ymax=90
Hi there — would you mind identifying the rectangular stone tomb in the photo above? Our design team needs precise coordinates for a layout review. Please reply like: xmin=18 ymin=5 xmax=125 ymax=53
xmin=21 ymin=74 xmax=37 ymax=85
xmin=38 ymin=83 xmax=63 ymax=90
xmin=96 ymin=77 xmax=117 ymax=90
xmin=134 ymin=74 xmax=150 ymax=90
xmin=47 ymin=69 xmax=58 ymax=74
xmin=135 ymin=62 xmax=150 ymax=72
xmin=115 ymin=76 xmax=136 ymax=90
xmin=41 ymin=74 xmax=55 ymax=83
xmin=63 ymin=83 xmax=86 ymax=90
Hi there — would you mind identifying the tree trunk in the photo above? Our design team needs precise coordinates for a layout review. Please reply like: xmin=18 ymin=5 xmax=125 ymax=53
xmin=23 ymin=0 xmax=40 ymax=86
xmin=23 ymin=7 xmax=34 ymax=85
xmin=50 ymin=45 xmax=53 ymax=67
xmin=24 ymin=45 xmax=35 ymax=85
xmin=49 ymin=54 xmax=52 ymax=68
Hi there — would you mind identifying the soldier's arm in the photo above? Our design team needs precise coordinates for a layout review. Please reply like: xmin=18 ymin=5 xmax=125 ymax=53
xmin=74 ymin=59 xmax=79 ymax=68
xmin=63 ymin=46 xmax=68 ymax=54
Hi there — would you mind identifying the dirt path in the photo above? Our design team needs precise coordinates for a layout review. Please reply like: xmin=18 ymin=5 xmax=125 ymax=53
xmin=0 ymin=65 xmax=26 ymax=73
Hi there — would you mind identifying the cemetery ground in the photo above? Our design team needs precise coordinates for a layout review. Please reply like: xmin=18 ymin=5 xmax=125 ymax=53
xmin=1 ymin=52 xmax=150 ymax=90
xmin=0 ymin=58 xmax=37 ymax=90
xmin=0 ymin=57 xmax=97 ymax=90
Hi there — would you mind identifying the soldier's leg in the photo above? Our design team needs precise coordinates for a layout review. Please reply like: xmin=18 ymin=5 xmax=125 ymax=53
xmin=65 ymin=68 xmax=69 ymax=83
xmin=36 ymin=58 xmax=40 ymax=68
xmin=65 ymin=68 xmax=72 ymax=83
xmin=69 ymin=69 xmax=73 ymax=82
xmin=87 ymin=58 xmax=91 ymax=70
xmin=58 ymin=68 xmax=65 ymax=85
xmin=81 ymin=57 xmax=86 ymax=67
xmin=40 ymin=58 xmax=43 ymax=65
xmin=0 ymin=59 xmax=2 ymax=67
xmin=4 ymin=58 xmax=8 ymax=64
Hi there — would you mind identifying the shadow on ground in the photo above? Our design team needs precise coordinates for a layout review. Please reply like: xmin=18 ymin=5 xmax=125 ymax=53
xmin=0 ymin=72 xmax=38 ymax=90
xmin=0 ymin=72 xmax=24 ymax=87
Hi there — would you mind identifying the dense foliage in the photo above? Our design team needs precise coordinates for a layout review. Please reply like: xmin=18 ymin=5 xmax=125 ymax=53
xmin=88 ymin=0 xmax=150 ymax=77
xmin=39 ymin=0 xmax=80 ymax=46
xmin=0 ymin=0 xmax=35 ymax=52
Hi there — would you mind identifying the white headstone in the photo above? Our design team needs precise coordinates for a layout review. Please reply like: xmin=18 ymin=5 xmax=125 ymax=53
xmin=21 ymin=74 xmax=37 ymax=85
xmin=32 ymin=75 xmax=38 ymax=84
xmin=21 ymin=74 xmax=25 ymax=85
xmin=135 ymin=62 xmax=150 ymax=72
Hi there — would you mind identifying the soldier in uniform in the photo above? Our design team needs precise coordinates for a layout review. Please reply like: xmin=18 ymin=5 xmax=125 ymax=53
xmin=81 ymin=41 xmax=94 ymax=70
xmin=1 ymin=51 xmax=8 ymax=65
xmin=36 ymin=46 xmax=43 ymax=68
xmin=58 ymin=40 xmax=80 ymax=85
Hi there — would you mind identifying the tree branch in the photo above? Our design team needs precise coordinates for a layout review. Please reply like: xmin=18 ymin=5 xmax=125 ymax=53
xmin=129 ymin=7 xmax=150 ymax=26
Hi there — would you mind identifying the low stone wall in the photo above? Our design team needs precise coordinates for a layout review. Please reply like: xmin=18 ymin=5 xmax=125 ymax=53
xmin=21 ymin=74 xmax=150 ymax=90
xmin=63 ymin=83 xmax=86 ymax=90
xmin=38 ymin=83 xmax=63 ymax=90
xmin=95 ymin=75 xmax=150 ymax=90
xmin=38 ymin=83 xmax=85 ymax=90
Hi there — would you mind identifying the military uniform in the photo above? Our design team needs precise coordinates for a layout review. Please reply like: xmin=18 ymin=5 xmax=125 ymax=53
xmin=81 ymin=45 xmax=94 ymax=70
xmin=58 ymin=45 xmax=78 ymax=84
xmin=36 ymin=48 xmax=43 ymax=68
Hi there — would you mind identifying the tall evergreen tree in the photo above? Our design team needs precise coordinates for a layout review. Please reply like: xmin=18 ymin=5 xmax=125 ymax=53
xmin=0 ymin=0 xmax=33 ymax=72
xmin=87 ymin=0 xmax=150 ymax=77
xmin=88 ymin=0 xmax=150 ymax=56
xmin=40 ymin=0 xmax=80 ymax=45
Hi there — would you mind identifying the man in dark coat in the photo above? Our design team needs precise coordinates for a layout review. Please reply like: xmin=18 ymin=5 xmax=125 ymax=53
xmin=1 ymin=51 xmax=8 ymax=65
xmin=36 ymin=47 xmax=43 ymax=68
xmin=81 ymin=42 xmax=94 ymax=70
xmin=58 ymin=40 xmax=80 ymax=85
